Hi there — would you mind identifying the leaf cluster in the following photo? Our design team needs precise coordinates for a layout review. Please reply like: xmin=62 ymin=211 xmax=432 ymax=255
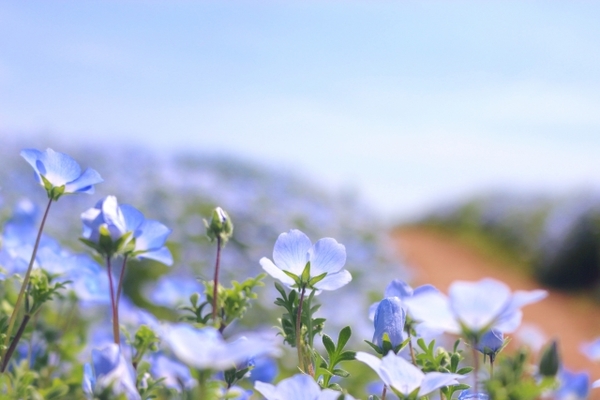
xmin=273 ymin=282 xmax=324 ymax=347
xmin=315 ymin=326 xmax=356 ymax=390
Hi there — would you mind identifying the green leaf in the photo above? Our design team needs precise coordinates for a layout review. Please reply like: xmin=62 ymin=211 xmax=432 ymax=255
xmin=322 ymin=334 xmax=336 ymax=356
xmin=336 ymin=326 xmax=352 ymax=351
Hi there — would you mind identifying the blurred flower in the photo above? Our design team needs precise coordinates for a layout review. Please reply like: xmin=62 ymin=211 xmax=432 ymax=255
xmin=369 ymin=279 xmax=437 ymax=320
xmin=580 ymin=337 xmax=600 ymax=362
xmin=146 ymin=275 xmax=202 ymax=308
xmin=458 ymin=390 xmax=490 ymax=400
xmin=555 ymin=369 xmax=589 ymax=400
xmin=149 ymin=353 xmax=195 ymax=390
xmin=475 ymin=330 xmax=504 ymax=363
xmin=254 ymin=374 xmax=355 ymax=400
xmin=356 ymin=351 xmax=463 ymax=397
xmin=162 ymin=324 xmax=279 ymax=371
xmin=246 ymin=356 xmax=279 ymax=384
xmin=373 ymin=297 xmax=406 ymax=350
xmin=259 ymin=229 xmax=351 ymax=291
xmin=82 ymin=343 xmax=140 ymax=400
xmin=21 ymin=148 xmax=102 ymax=200
xmin=515 ymin=323 xmax=547 ymax=353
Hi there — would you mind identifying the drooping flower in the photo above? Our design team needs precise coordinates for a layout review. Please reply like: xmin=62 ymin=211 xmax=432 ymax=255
xmin=81 ymin=196 xmax=172 ymax=264
xmin=259 ymin=229 xmax=351 ymax=291
xmin=254 ymin=374 xmax=356 ymax=400
xmin=475 ymin=329 xmax=505 ymax=363
xmin=356 ymin=351 xmax=463 ymax=397
xmin=404 ymin=278 xmax=547 ymax=337
xmin=21 ymin=148 xmax=103 ymax=200
xmin=82 ymin=343 xmax=140 ymax=400
xmin=162 ymin=324 xmax=280 ymax=371
xmin=372 ymin=297 xmax=406 ymax=351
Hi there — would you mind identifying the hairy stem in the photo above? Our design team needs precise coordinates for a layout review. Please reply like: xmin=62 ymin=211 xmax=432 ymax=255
xmin=2 ymin=198 xmax=53 ymax=365
xmin=408 ymin=331 xmax=417 ymax=365
xmin=211 ymin=236 xmax=222 ymax=323
xmin=106 ymin=256 xmax=120 ymax=345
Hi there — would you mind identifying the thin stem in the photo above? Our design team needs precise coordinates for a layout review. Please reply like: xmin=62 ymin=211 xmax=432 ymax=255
xmin=211 ymin=237 xmax=222 ymax=323
xmin=2 ymin=198 xmax=53 ymax=362
xmin=116 ymin=256 xmax=128 ymax=305
xmin=1 ymin=314 xmax=31 ymax=372
xmin=106 ymin=256 xmax=120 ymax=345
xmin=490 ymin=359 xmax=494 ymax=378
xmin=296 ymin=286 xmax=307 ymax=373
xmin=407 ymin=331 xmax=417 ymax=366
xmin=472 ymin=343 xmax=480 ymax=394
xmin=381 ymin=385 xmax=387 ymax=400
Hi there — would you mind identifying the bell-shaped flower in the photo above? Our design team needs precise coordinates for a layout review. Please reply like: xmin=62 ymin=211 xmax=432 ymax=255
xmin=259 ymin=229 xmax=351 ymax=291
xmin=254 ymin=374 xmax=356 ymax=400
xmin=82 ymin=343 xmax=140 ymax=400
xmin=404 ymin=278 xmax=547 ymax=338
xmin=475 ymin=329 xmax=505 ymax=363
xmin=356 ymin=351 xmax=463 ymax=398
xmin=21 ymin=148 xmax=103 ymax=200
xmin=162 ymin=323 xmax=280 ymax=371
xmin=372 ymin=297 xmax=406 ymax=352
xmin=81 ymin=196 xmax=172 ymax=264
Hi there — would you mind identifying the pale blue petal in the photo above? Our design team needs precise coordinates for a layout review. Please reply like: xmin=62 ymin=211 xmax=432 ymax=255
xmin=254 ymin=382 xmax=279 ymax=400
xmin=403 ymin=291 xmax=460 ymax=334
xmin=64 ymin=168 xmax=103 ymax=194
xmin=273 ymin=230 xmax=311 ymax=275
xmin=313 ymin=269 xmax=352 ymax=291
xmin=449 ymin=279 xmax=511 ymax=332
xmin=355 ymin=352 xmax=384 ymax=380
xmin=260 ymin=257 xmax=296 ymax=286
xmin=120 ymin=204 xmax=145 ymax=233
xmin=135 ymin=220 xmax=171 ymax=251
xmin=379 ymin=352 xmax=424 ymax=395
xmin=255 ymin=374 xmax=321 ymax=400
xmin=101 ymin=196 xmax=127 ymax=237
xmin=413 ymin=284 xmax=438 ymax=296
xmin=580 ymin=338 xmax=600 ymax=362
xmin=493 ymin=309 xmax=522 ymax=333
xmin=384 ymin=280 xmax=413 ymax=298
xmin=373 ymin=297 xmax=406 ymax=348
xmin=164 ymin=324 xmax=223 ymax=369
xmin=82 ymin=363 xmax=95 ymax=396
xmin=368 ymin=301 xmax=379 ymax=321
xmin=309 ymin=238 xmax=346 ymax=275
xmin=418 ymin=372 xmax=462 ymax=397
xmin=92 ymin=344 xmax=121 ymax=376
xmin=494 ymin=290 xmax=547 ymax=332
xmin=137 ymin=247 xmax=173 ymax=266
xmin=38 ymin=148 xmax=81 ymax=186
xmin=20 ymin=149 xmax=43 ymax=174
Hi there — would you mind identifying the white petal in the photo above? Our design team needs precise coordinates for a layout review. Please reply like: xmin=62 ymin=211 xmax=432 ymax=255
xmin=260 ymin=257 xmax=295 ymax=286
xmin=308 ymin=238 xmax=346 ymax=275
xmin=273 ymin=230 xmax=311 ymax=275
xmin=449 ymin=279 xmax=511 ymax=332
xmin=314 ymin=269 xmax=352 ymax=291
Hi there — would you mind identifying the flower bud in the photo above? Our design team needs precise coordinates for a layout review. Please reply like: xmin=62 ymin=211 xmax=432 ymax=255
xmin=539 ymin=339 xmax=560 ymax=377
xmin=205 ymin=207 xmax=234 ymax=243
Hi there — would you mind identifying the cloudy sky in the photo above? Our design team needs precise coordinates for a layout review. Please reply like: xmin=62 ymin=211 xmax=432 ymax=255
xmin=1 ymin=1 xmax=599 ymax=218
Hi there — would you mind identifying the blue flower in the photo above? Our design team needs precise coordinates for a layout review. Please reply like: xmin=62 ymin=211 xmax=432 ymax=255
xmin=475 ymin=329 xmax=505 ymax=363
xmin=82 ymin=343 xmax=140 ymax=400
xmin=81 ymin=196 xmax=172 ymax=264
xmin=555 ymin=370 xmax=589 ymax=400
xmin=458 ymin=390 xmax=490 ymax=400
xmin=356 ymin=351 xmax=463 ymax=397
xmin=254 ymin=374 xmax=356 ymax=400
xmin=369 ymin=279 xmax=437 ymax=320
xmin=373 ymin=297 xmax=406 ymax=351
xmin=21 ymin=148 xmax=102 ymax=200
xmin=259 ymin=229 xmax=351 ymax=291
xmin=580 ymin=337 xmax=600 ymax=362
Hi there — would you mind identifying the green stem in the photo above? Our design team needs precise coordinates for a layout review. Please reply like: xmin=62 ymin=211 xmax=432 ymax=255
xmin=407 ymin=331 xmax=417 ymax=365
xmin=1 ymin=314 xmax=31 ymax=372
xmin=472 ymin=343 xmax=480 ymax=394
xmin=211 ymin=236 xmax=222 ymax=324
xmin=115 ymin=256 xmax=128 ymax=305
xmin=296 ymin=286 xmax=307 ymax=373
xmin=106 ymin=256 xmax=120 ymax=345
xmin=2 ymin=197 xmax=53 ymax=367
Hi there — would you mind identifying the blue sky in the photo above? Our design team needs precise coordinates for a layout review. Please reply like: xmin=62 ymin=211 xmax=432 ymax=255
xmin=1 ymin=1 xmax=600 ymax=218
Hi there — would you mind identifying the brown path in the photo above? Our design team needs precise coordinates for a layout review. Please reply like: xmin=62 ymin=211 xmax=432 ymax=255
xmin=393 ymin=227 xmax=600 ymax=382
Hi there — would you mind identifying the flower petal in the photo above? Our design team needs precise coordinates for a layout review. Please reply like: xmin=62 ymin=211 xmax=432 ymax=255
xmin=313 ymin=269 xmax=352 ymax=291
xmin=137 ymin=247 xmax=173 ymax=266
xmin=260 ymin=257 xmax=295 ymax=286
xmin=120 ymin=204 xmax=145 ymax=233
xmin=418 ymin=372 xmax=462 ymax=397
xmin=135 ymin=220 xmax=171 ymax=252
xmin=37 ymin=148 xmax=82 ymax=186
xmin=404 ymin=290 xmax=460 ymax=334
xmin=379 ymin=352 xmax=424 ymax=395
xmin=63 ymin=167 xmax=103 ymax=194
xmin=308 ymin=238 xmax=346 ymax=275
xmin=273 ymin=230 xmax=311 ymax=275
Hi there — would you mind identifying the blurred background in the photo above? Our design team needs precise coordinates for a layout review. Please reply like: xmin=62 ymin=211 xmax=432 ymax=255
xmin=2 ymin=0 xmax=600 ymax=382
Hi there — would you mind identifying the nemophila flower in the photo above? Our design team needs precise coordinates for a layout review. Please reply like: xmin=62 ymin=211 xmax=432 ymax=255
xmin=555 ymin=370 xmax=590 ymax=400
xmin=81 ymin=196 xmax=172 ymax=264
xmin=372 ymin=297 xmax=406 ymax=351
xmin=458 ymin=390 xmax=490 ymax=400
xmin=475 ymin=329 xmax=505 ymax=363
xmin=259 ymin=229 xmax=351 ymax=291
xmin=580 ymin=337 xmax=600 ymax=362
xmin=21 ymin=148 xmax=102 ymax=200
xmin=246 ymin=356 xmax=279 ymax=384
xmin=254 ymin=374 xmax=356 ymax=400
xmin=82 ymin=343 xmax=140 ymax=400
xmin=369 ymin=279 xmax=437 ymax=320
xmin=163 ymin=324 xmax=280 ymax=371
xmin=150 ymin=353 xmax=195 ymax=390
xmin=404 ymin=278 xmax=547 ymax=338
xmin=356 ymin=351 xmax=463 ymax=398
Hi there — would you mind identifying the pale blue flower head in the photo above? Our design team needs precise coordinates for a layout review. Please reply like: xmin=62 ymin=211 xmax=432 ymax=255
xmin=373 ymin=297 xmax=406 ymax=351
xmin=458 ymin=390 xmax=490 ymax=400
xmin=356 ymin=351 xmax=463 ymax=398
xmin=475 ymin=329 xmax=505 ymax=363
xmin=254 ymin=374 xmax=355 ymax=400
xmin=259 ymin=229 xmax=351 ymax=291
xmin=82 ymin=343 xmax=140 ymax=400
xmin=81 ymin=196 xmax=172 ymax=264
xmin=21 ymin=148 xmax=102 ymax=200
xmin=580 ymin=337 xmax=600 ymax=362
xmin=369 ymin=279 xmax=438 ymax=320
xmin=555 ymin=370 xmax=589 ymax=400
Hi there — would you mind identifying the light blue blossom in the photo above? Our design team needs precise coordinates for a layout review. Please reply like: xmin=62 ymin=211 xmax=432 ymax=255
xmin=475 ymin=329 xmax=505 ymax=363
xmin=246 ymin=356 xmax=279 ymax=384
xmin=162 ymin=324 xmax=280 ymax=371
xmin=373 ymin=297 xmax=406 ymax=350
xmin=259 ymin=229 xmax=351 ymax=291
xmin=21 ymin=148 xmax=102 ymax=200
xmin=82 ymin=343 xmax=140 ymax=400
xmin=149 ymin=353 xmax=195 ymax=390
xmin=356 ymin=351 xmax=463 ymax=397
xmin=254 ymin=374 xmax=355 ymax=400
xmin=369 ymin=279 xmax=437 ymax=320
xmin=580 ymin=337 xmax=600 ymax=362
xmin=555 ymin=370 xmax=589 ymax=400
xmin=458 ymin=390 xmax=490 ymax=400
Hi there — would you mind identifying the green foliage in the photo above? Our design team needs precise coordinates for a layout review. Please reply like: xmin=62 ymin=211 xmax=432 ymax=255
xmin=27 ymin=270 xmax=69 ymax=315
xmin=131 ymin=325 xmax=160 ymax=368
xmin=314 ymin=326 xmax=356 ymax=390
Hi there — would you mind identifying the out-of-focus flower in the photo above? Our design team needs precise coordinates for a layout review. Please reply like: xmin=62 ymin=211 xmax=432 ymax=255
xmin=368 ymin=279 xmax=437 ymax=320
xmin=81 ymin=196 xmax=172 ymax=264
xmin=356 ymin=351 xmax=463 ymax=397
xmin=580 ymin=337 xmax=600 ymax=362
xmin=458 ymin=390 xmax=490 ymax=400
xmin=259 ymin=229 xmax=351 ymax=291
xmin=475 ymin=330 xmax=505 ymax=363
xmin=150 ymin=353 xmax=195 ymax=390
xmin=515 ymin=323 xmax=547 ymax=353
xmin=21 ymin=148 xmax=102 ymax=200
xmin=246 ymin=356 xmax=279 ymax=384
xmin=162 ymin=324 xmax=279 ymax=371
xmin=82 ymin=343 xmax=140 ymax=400
xmin=254 ymin=374 xmax=355 ymax=400
xmin=373 ymin=297 xmax=406 ymax=350
xmin=404 ymin=278 xmax=547 ymax=337
xmin=555 ymin=370 xmax=589 ymax=400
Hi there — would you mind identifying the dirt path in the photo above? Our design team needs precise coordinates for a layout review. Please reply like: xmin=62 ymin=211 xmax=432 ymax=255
xmin=393 ymin=227 xmax=600 ymax=381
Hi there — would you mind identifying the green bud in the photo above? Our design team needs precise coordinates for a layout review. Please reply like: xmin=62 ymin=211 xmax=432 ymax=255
xmin=539 ymin=339 xmax=560 ymax=377
xmin=204 ymin=207 xmax=234 ymax=243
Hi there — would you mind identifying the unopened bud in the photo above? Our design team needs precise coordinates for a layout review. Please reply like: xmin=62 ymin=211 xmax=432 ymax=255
xmin=204 ymin=207 xmax=234 ymax=243
xmin=539 ymin=339 xmax=560 ymax=377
